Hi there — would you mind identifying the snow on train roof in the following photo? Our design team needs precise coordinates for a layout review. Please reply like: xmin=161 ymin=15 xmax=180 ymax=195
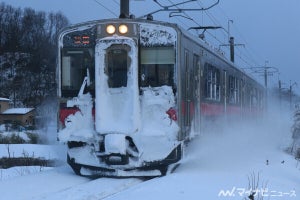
xmin=2 ymin=108 xmax=34 ymax=115
xmin=0 ymin=97 xmax=10 ymax=101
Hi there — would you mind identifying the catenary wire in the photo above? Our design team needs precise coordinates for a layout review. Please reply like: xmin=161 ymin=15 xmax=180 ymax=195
xmin=93 ymin=0 xmax=118 ymax=18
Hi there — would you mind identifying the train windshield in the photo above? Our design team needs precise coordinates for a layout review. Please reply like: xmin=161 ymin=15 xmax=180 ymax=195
xmin=140 ymin=46 xmax=175 ymax=88
xmin=61 ymin=48 xmax=95 ymax=97
xmin=105 ymin=45 xmax=130 ymax=88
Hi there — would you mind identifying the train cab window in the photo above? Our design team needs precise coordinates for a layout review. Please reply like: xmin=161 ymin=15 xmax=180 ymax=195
xmin=204 ymin=64 xmax=220 ymax=101
xmin=105 ymin=45 xmax=131 ymax=88
xmin=61 ymin=48 xmax=95 ymax=97
xmin=140 ymin=46 xmax=175 ymax=88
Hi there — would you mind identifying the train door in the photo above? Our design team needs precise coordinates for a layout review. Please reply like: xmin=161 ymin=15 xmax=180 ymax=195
xmin=224 ymin=70 xmax=227 ymax=115
xmin=183 ymin=50 xmax=192 ymax=138
xmin=95 ymin=37 xmax=140 ymax=134
xmin=193 ymin=54 xmax=201 ymax=134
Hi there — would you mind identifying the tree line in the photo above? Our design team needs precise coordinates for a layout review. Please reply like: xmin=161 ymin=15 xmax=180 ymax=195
xmin=0 ymin=3 xmax=69 ymax=107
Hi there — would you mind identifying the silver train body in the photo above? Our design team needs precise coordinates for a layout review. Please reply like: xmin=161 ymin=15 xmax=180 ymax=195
xmin=57 ymin=18 xmax=264 ymax=177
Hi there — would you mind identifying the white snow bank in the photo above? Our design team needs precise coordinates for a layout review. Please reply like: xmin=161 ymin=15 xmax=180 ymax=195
xmin=140 ymin=86 xmax=178 ymax=138
xmin=107 ymin=118 xmax=300 ymax=200
xmin=30 ymin=173 xmax=142 ymax=200
xmin=0 ymin=166 xmax=90 ymax=200
xmin=0 ymin=131 xmax=30 ymax=141
xmin=0 ymin=166 xmax=53 ymax=181
xmin=58 ymin=93 xmax=95 ymax=143
xmin=136 ymin=86 xmax=180 ymax=161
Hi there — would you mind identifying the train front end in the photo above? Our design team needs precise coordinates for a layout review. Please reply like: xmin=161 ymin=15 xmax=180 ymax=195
xmin=57 ymin=19 xmax=182 ymax=177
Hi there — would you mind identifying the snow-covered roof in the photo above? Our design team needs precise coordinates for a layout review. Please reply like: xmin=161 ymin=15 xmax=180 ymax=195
xmin=1 ymin=108 xmax=34 ymax=115
xmin=0 ymin=97 xmax=10 ymax=101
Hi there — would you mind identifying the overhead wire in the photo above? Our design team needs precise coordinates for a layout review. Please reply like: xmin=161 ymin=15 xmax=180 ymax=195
xmin=157 ymin=0 xmax=230 ymax=58
xmin=166 ymin=0 xmax=194 ymax=29
xmin=214 ymin=3 xmax=264 ymax=68
xmin=91 ymin=0 xmax=262 ymax=70
xmin=195 ymin=0 xmax=235 ymax=61
xmin=196 ymin=0 xmax=228 ymax=36
xmin=166 ymin=0 xmax=222 ymax=42
xmin=94 ymin=0 xmax=138 ymax=19
xmin=167 ymin=0 xmax=207 ymax=27
xmin=228 ymin=24 xmax=264 ymax=67
xmin=164 ymin=0 xmax=229 ymax=55
xmin=92 ymin=0 xmax=118 ymax=18
xmin=112 ymin=0 xmax=119 ymax=6
xmin=215 ymin=5 xmax=261 ymax=67
xmin=194 ymin=0 xmax=264 ymax=69
xmin=217 ymin=5 xmax=265 ymax=63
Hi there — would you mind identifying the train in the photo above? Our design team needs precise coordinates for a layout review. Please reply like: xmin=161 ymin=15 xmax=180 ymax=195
xmin=56 ymin=12 xmax=265 ymax=177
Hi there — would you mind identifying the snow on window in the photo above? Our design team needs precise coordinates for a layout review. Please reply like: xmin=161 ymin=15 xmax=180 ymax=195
xmin=140 ymin=23 xmax=177 ymax=47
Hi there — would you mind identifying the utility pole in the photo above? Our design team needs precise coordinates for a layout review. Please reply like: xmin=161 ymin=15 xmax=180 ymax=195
xmin=279 ymin=79 xmax=282 ymax=110
xmin=243 ymin=61 xmax=278 ymax=89
xmin=289 ymin=81 xmax=297 ymax=109
xmin=229 ymin=37 xmax=235 ymax=63
xmin=219 ymin=20 xmax=244 ymax=63
xmin=227 ymin=20 xmax=233 ymax=43
xmin=263 ymin=61 xmax=269 ymax=88
xmin=120 ymin=0 xmax=130 ymax=18
xmin=219 ymin=36 xmax=244 ymax=63
xmin=242 ymin=63 xmax=279 ymax=112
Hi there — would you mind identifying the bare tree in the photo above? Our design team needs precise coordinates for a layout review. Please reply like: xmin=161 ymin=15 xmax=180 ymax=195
xmin=0 ymin=2 xmax=70 ymax=106
xmin=244 ymin=172 xmax=268 ymax=200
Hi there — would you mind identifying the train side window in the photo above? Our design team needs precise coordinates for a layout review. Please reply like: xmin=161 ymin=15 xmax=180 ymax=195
xmin=251 ymin=87 xmax=258 ymax=107
xmin=229 ymin=75 xmax=240 ymax=104
xmin=204 ymin=64 xmax=220 ymax=101
xmin=193 ymin=54 xmax=201 ymax=99
xmin=259 ymin=90 xmax=264 ymax=109
xmin=245 ymin=84 xmax=251 ymax=106
xmin=140 ymin=46 xmax=175 ymax=88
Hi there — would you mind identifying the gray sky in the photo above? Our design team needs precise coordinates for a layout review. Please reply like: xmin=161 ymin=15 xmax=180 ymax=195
xmin=3 ymin=0 xmax=300 ymax=94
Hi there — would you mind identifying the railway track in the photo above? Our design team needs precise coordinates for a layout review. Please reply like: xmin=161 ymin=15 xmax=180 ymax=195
xmin=0 ymin=165 xmax=146 ymax=200
xmin=38 ymin=176 xmax=145 ymax=200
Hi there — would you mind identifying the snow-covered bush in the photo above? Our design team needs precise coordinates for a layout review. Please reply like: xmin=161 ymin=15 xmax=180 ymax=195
xmin=0 ymin=133 xmax=26 ymax=144
xmin=0 ymin=157 xmax=54 ymax=169
xmin=0 ymin=132 xmax=39 ymax=144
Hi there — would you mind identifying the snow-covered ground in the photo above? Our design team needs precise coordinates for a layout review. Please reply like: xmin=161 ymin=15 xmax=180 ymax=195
xmin=0 ymin=110 xmax=299 ymax=200
xmin=107 ymin=118 xmax=299 ymax=200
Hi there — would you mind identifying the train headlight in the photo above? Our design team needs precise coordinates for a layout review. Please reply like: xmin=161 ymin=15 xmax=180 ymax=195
xmin=106 ymin=25 xmax=116 ymax=34
xmin=118 ymin=24 xmax=128 ymax=34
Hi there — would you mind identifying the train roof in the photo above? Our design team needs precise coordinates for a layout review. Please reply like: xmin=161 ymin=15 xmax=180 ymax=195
xmin=60 ymin=18 xmax=264 ymax=89
xmin=168 ymin=21 xmax=264 ymax=89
